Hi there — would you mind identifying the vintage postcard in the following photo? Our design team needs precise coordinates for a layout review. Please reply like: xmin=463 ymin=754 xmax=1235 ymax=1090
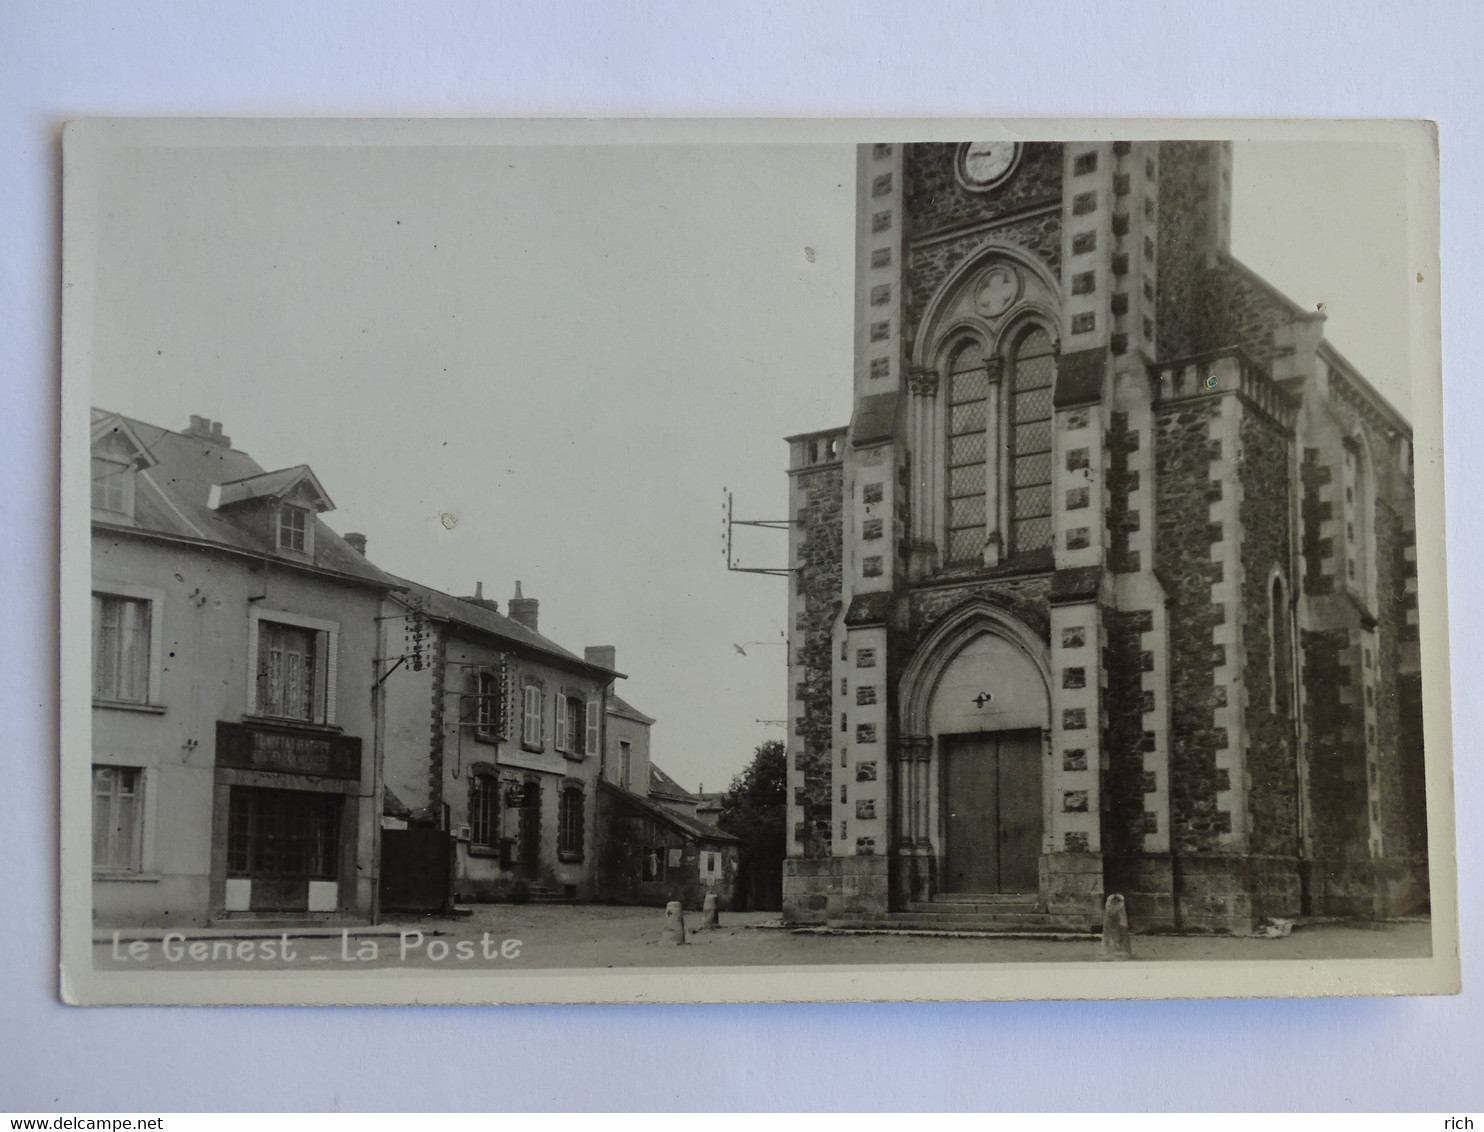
xmin=59 ymin=118 xmax=1457 ymax=1004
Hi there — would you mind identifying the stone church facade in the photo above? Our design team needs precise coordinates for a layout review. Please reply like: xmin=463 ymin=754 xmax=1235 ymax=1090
xmin=782 ymin=141 xmax=1426 ymax=933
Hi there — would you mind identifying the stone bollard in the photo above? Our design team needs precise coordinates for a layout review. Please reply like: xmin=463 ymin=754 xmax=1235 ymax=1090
xmin=1099 ymin=893 xmax=1133 ymax=961
xmin=659 ymin=901 xmax=687 ymax=945
xmin=701 ymin=892 xmax=720 ymax=930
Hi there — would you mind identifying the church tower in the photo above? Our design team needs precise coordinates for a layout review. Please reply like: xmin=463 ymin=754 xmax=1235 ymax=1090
xmin=782 ymin=140 xmax=1425 ymax=933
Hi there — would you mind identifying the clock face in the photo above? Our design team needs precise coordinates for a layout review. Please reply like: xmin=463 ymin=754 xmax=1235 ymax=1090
xmin=959 ymin=142 xmax=1021 ymax=189
xmin=973 ymin=265 xmax=1022 ymax=319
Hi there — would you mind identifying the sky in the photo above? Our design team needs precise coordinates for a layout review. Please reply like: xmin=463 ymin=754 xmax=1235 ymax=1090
xmin=82 ymin=134 xmax=1417 ymax=794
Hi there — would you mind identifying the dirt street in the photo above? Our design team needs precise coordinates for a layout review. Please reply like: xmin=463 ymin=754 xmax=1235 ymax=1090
xmin=93 ymin=903 xmax=1433 ymax=972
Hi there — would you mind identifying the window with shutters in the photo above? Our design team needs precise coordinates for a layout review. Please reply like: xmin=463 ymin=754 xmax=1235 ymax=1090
xmin=92 ymin=593 xmax=154 ymax=705
xmin=257 ymin=621 xmax=318 ymax=721
xmin=475 ymin=669 xmax=502 ymax=740
xmin=248 ymin=609 xmax=337 ymax=725
xmin=558 ymin=785 xmax=585 ymax=861
xmin=92 ymin=764 xmax=143 ymax=873
xmin=521 ymin=681 xmax=544 ymax=751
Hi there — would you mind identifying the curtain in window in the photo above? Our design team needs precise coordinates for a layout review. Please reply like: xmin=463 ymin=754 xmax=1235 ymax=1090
xmin=1010 ymin=328 xmax=1056 ymax=554
xmin=92 ymin=765 xmax=140 ymax=870
xmin=258 ymin=621 xmax=317 ymax=720
xmin=92 ymin=594 xmax=151 ymax=702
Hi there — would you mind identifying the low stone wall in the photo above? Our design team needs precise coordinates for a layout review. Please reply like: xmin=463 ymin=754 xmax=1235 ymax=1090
xmin=1307 ymin=855 xmax=1429 ymax=919
xmin=1041 ymin=851 xmax=1104 ymax=926
xmin=782 ymin=856 xmax=891 ymax=922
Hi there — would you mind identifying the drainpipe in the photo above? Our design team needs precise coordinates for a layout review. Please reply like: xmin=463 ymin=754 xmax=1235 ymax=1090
xmin=369 ymin=598 xmax=389 ymax=926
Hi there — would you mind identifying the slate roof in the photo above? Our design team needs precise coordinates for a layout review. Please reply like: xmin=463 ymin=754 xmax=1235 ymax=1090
xmin=598 ymin=779 xmax=740 ymax=844
xmin=389 ymin=574 xmax=622 ymax=679
xmin=90 ymin=408 xmax=397 ymax=591
xmin=648 ymin=762 xmax=696 ymax=802
xmin=608 ymin=692 xmax=655 ymax=725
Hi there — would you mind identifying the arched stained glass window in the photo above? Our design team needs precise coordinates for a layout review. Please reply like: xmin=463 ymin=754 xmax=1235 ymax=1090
xmin=945 ymin=339 xmax=989 ymax=564
xmin=1009 ymin=328 xmax=1056 ymax=554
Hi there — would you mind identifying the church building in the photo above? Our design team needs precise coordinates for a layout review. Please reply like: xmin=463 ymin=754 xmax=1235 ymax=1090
xmin=782 ymin=141 xmax=1427 ymax=933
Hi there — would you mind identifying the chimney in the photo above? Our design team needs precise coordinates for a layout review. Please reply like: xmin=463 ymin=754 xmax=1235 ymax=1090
xmin=343 ymin=532 xmax=367 ymax=555
xmin=459 ymin=581 xmax=499 ymax=613
xmin=185 ymin=415 xmax=231 ymax=447
xmin=585 ymin=645 xmax=617 ymax=671
xmin=507 ymin=581 xmax=539 ymax=631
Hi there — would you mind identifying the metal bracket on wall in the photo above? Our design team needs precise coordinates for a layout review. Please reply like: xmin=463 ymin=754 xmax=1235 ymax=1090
xmin=722 ymin=490 xmax=794 ymax=577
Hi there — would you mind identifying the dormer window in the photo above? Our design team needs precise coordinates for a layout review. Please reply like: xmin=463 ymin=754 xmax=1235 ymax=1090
xmin=278 ymin=505 xmax=311 ymax=555
xmin=91 ymin=457 xmax=135 ymax=518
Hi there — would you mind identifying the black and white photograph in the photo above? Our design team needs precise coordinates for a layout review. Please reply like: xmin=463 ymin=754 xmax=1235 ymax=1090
xmin=60 ymin=118 xmax=1455 ymax=1005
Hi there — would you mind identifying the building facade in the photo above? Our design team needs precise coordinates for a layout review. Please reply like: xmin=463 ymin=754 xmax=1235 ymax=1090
xmin=588 ymin=674 xmax=741 ymax=908
xmin=378 ymin=580 xmax=619 ymax=906
xmin=782 ymin=142 xmax=1426 ymax=933
xmin=90 ymin=412 xmax=397 ymax=928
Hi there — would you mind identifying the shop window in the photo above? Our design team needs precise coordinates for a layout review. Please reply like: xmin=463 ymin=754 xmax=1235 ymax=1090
xmin=92 ymin=765 xmax=142 ymax=873
xmin=226 ymin=786 xmax=341 ymax=880
xmin=475 ymin=670 xmax=502 ymax=739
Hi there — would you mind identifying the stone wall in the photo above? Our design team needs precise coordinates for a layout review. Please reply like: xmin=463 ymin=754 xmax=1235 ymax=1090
xmin=903 ymin=142 xmax=1063 ymax=236
xmin=793 ymin=462 xmax=843 ymax=858
xmin=783 ymin=854 xmax=891 ymax=923
xmin=1239 ymin=409 xmax=1299 ymax=857
xmin=904 ymin=212 xmax=1062 ymax=340
xmin=1154 ymin=398 xmax=1226 ymax=852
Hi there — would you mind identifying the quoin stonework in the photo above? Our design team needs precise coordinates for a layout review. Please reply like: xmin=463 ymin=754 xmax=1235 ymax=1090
xmin=782 ymin=141 xmax=1425 ymax=934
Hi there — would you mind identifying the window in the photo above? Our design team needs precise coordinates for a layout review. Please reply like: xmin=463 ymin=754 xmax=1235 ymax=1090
xmin=476 ymin=670 xmax=501 ymax=738
xmin=92 ymin=593 xmax=152 ymax=703
xmin=558 ymin=786 xmax=585 ymax=860
xmin=256 ymin=621 xmax=319 ymax=721
xmin=522 ymin=683 xmax=544 ymax=749
xmin=1009 ymin=327 xmax=1056 ymax=554
xmin=619 ymin=740 xmax=632 ymax=790
xmin=554 ymin=693 xmax=584 ymax=753
xmin=248 ymin=610 xmax=337 ymax=724
xmin=946 ymin=339 xmax=990 ymax=564
xmin=469 ymin=773 xmax=498 ymax=848
xmin=92 ymin=765 xmax=142 ymax=872
xmin=227 ymin=786 xmax=340 ymax=879
xmin=1271 ymin=575 xmax=1293 ymax=718
xmin=277 ymin=505 xmax=310 ymax=553
xmin=91 ymin=457 xmax=134 ymax=517
xmin=1342 ymin=438 xmax=1373 ymax=603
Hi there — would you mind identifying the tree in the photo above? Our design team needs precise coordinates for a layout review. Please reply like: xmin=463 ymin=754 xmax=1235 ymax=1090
xmin=717 ymin=739 xmax=786 ymax=911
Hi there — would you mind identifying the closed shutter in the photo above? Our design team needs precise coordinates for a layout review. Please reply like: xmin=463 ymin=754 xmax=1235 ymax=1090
xmin=554 ymin=692 xmax=568 ymax=751
xmin=523 ymin=684 xmax=542 ymax=746
xmin=585 ymin=699 xmax=600 ymax=756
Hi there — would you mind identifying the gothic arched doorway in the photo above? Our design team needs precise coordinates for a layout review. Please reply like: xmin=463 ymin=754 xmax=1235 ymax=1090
xmin=898 ymin=604 xmax=1051 ymax=901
